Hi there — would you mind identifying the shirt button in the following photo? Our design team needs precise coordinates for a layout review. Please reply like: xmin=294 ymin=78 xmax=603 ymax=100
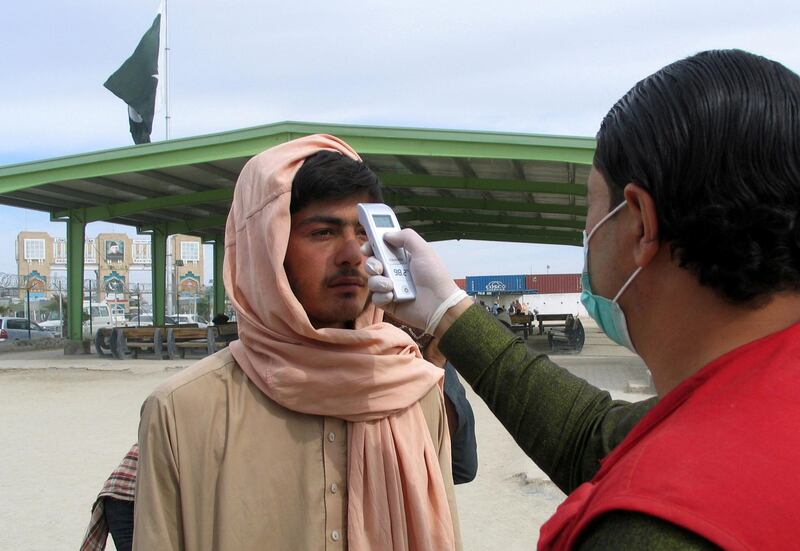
xmin=328 ymin=432 xmax=336 ymax=442
xmin=331 ymin=530 xmax=341 ymax=542
xmin=330 ymin=482 xmax=339 ymax=494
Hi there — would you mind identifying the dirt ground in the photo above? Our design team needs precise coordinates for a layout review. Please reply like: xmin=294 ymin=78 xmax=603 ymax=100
xmin=0 ymin=345 xmax=652 ymax=551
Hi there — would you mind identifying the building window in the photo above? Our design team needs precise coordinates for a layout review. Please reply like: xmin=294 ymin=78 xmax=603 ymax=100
xmin=132 ymin=240 xmax=151 ymax=264
xmin=53 ymin=239 xmax=67 ymax=264
xmin=85 ymin=239 xmax=97 ymax=263
xmin=24 ymin=239 xmax=45 ymax=261
xmin=180 ymin=242 xmax=200 ymax=263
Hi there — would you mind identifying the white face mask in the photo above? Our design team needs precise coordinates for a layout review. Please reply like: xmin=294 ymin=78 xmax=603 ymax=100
xmin=580 ymin=201 xmax=643 ymax=354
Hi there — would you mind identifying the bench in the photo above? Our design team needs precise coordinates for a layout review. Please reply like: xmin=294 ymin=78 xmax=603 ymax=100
xmin=112 ymin=326 xmax=166 ymax=359
xmin=509 ymin=313 xmax=535 ymax=339
xmin=547 ymin=315 xmax=585 ymax=354
xmin=534 ymin=313 xmax=573 ymax=335
xmin=166 ymin=324 xmax=238 ymax=360
xmin=110 ymin=325 xmax=203 ymax=359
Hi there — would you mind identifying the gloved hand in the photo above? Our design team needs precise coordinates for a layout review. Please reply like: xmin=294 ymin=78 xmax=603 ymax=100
xmin=362 ymin=228 xmax=466 ymax=333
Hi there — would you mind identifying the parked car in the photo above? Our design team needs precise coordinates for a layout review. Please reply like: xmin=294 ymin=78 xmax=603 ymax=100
xmin=0 ymin=317 xmax=56 ymax=341
xmin=39 ymin=318 xmax=63 ymax=336
xmin=82 ymin=302 xmax=115 ymax=337
xmin=125 ymin=314 xmax=178 ymax=327
xmin=173 ymin=314 xmax=208 ymax=328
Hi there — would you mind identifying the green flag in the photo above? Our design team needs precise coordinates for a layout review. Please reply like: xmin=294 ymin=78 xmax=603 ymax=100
xmin=104 ymin=13 xmax=161 ymax=144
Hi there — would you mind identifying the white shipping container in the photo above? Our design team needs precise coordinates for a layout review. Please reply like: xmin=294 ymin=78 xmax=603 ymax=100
xmin=522 ymin=293 xmax=588 ymax=318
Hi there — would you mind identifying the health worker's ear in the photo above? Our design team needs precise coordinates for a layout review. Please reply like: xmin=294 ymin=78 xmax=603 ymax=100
xmin=623 ymin=183 xmax=661 ymax=268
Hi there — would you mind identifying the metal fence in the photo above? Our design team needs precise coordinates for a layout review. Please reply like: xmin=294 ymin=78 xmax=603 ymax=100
xmin=0 ymin=272 xmax=223 ymax=338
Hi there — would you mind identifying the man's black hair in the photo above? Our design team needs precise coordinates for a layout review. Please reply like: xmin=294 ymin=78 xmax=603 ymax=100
xmin=594 ymin=49 xmax=800 ymax=305
xmin=290 ymin=150 xmax=383 ymax=214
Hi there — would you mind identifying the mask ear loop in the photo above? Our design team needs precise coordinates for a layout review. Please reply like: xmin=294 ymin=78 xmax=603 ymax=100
xmin=613 ymin=266 xmax=643 ymax=303
xmin=587 ymin=201 xmax=628 ymax=242
xmin=586 ymin=200 xmax=643 ymax=303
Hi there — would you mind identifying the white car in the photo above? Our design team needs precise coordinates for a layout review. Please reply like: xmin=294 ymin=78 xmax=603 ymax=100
xmin=125 ymin=314 xmax=179 ymax=326
xmin=39 ymin=318 xmax=63 ymax=335
xmin=173 ymin=314 xmax=208 ymax=328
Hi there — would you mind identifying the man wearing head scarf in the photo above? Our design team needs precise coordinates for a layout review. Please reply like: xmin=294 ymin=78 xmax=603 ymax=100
xmin=133 ymin=135 xmax=461 ymax=550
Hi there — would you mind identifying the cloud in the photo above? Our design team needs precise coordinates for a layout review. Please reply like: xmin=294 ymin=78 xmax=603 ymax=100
xmin=1 ymin=0 xmax=799 ymax=283
xmin=4 ymin=0 xmax=798 ymax=162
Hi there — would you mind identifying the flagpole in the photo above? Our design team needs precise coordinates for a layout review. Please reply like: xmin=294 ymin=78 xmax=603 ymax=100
xmin=164 ymin=0 xmax=170 ymax=140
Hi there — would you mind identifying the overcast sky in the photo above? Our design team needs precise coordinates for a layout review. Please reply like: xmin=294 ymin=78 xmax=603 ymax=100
xmin=2 ymin=0 xmax=798 ymax=281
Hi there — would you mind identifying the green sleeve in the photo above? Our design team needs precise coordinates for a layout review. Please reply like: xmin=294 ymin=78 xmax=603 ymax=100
xmin=438 ymin=305 xmax=657 ymax=493
xmin=576 ymin=511 xmax=719 ymax=550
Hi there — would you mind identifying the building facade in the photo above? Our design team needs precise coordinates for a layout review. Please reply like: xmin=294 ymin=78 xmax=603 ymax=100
xmin=16 ymin=231 xmax=204 ymax=316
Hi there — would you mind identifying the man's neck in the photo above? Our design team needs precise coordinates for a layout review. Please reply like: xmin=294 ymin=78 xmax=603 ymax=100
xmin=309 ymin=319 xmax=354 ymax=330
xmin=631 ymin=264 xmax=800 ymax=396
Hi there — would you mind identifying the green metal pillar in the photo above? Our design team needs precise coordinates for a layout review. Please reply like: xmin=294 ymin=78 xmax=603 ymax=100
xmin=212 ymin=235 xmax=226 ymax=316
xmin=151 ymin=225 xmax=167 ymax=327
xmin=66 ymin=214 xmax=86 ymax=341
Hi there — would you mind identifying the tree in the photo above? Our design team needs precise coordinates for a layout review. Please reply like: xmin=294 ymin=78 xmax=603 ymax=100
xmin=41 ymin=294 xmax=67 ymax=319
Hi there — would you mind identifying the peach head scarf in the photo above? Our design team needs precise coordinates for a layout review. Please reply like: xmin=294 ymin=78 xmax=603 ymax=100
xmin=223 ymin=134 xmax=456 ymax=550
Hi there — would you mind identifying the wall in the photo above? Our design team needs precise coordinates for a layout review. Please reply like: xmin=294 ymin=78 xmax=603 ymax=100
xmin=522 ymin=293 xmax=588 ymax=317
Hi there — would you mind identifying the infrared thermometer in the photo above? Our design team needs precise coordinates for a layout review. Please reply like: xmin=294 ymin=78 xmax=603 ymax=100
xmin=357 ymin=203 xmax=417 ymax=302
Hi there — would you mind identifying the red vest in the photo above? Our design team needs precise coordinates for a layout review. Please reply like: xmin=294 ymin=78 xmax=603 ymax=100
xmin=539 ymin=323 xmax=800 ymax=551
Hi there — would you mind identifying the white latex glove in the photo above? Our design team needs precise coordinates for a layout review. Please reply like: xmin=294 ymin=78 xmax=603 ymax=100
xmin=362 ymin=228 xmax=463 ymax=332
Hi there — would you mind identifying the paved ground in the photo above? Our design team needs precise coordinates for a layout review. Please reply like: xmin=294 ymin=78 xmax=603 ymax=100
xmin=0 ymin=327 xmax=654 ymax=551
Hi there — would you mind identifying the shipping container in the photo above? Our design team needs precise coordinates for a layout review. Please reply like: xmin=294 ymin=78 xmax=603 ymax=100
xmin=466 ymin=274 xmax=527 ymax=294
xmin=525 ymin=274 xmax=582 ymax=294
xmin=454 ymin=278 xmax=466 ymax=290
xmin=522 ymin=293 xmax=587 ymax=317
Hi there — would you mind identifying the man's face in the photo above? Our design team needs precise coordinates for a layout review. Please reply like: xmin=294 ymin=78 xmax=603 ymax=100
xmin=284 ymin=193 xmax=372 ymax=329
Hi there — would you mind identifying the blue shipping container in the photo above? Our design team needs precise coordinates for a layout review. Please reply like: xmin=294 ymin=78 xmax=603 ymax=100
xmin=466 ymin=274 xmax=527 ymax=294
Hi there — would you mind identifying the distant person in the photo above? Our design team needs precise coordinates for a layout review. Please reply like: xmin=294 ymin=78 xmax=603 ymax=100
xmin=134 ymin=136 xmax=461 ymax=550
xmin=210 ymin=313 xmax=229 ymax=325
xmin=366 ymin=50 xmax=800 ymax=548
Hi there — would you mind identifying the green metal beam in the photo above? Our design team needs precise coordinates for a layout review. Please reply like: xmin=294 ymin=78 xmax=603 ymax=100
xmin=412 ymin=222 xmax=581 ymax=242
xmin=354 ymin=137 xmax=594 ymax=164
xmin=150 ymin=226 xmax=167 ymax=327
xmin=52 ymin=188 xmax=232 ymax=223
xmin=379 ymin=173 xmax=586 ymax=196
xmin=66 ymin=215 xmax=86 ymax=341
xmin=0 ymin=121 xmax=595 ymax=195
xmin=137 ymin=214 xmax=228 ymax=236
xmin=423 ymin=231 xmax=581 ymax=246
xmin=397 ymin=210 xmax=585 ymax=229
xmin=384 ymin=191 xmax=586 ymax=216
xmin=213 ymin=237 xmax=226 ymax=318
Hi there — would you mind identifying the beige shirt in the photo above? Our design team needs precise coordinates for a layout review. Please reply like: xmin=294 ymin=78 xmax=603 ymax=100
xmin=133 ymin=348 xmax=461 ymax=551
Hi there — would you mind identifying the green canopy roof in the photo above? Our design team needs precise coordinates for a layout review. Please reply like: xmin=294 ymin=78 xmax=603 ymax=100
xmin=0 ymin=121 xmax=595 ymax=245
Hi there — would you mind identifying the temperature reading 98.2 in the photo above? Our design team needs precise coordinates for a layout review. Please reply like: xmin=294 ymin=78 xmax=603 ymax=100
xmin=357 ymin=203 xmax=416 ymax=301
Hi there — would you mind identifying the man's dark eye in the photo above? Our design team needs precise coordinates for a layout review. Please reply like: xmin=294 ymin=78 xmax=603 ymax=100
xmin=311 ymin=228 xmax=333 ymax=237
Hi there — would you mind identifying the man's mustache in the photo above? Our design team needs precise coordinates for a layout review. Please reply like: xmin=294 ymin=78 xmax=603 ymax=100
xmin=325 ymin=268 xmax=367 ymax=287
